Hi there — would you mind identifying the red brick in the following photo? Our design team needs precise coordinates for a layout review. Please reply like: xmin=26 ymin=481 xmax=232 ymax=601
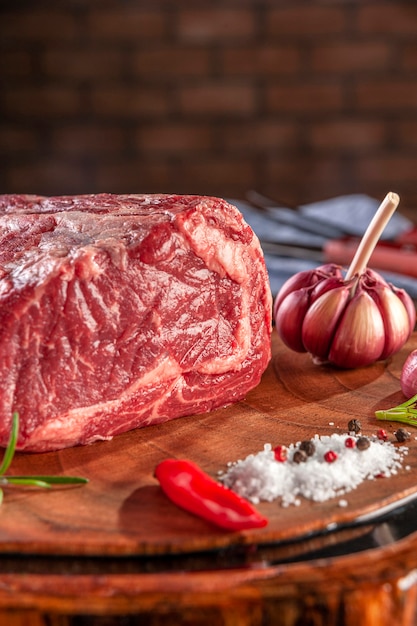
xmin=266 ymin=155 xmax=344 ymax=186
xmin=0 ymin=11 xmax=77 ymax=42
xmin=174 ymin=157 xmax=257 ymax=196
xmin=136 ymin=123 xmax=213 ymax=155
xmin=266 ymin=7 xmax=348 ymax=37
xmin=395 ymin=192 xmax=417 ymax=219
xmin=90 ymin=86 xmax=171 ymax=118
xmin=177 ymin=9 xmax=256 ymax=42
xmin=6 ymin=161 xmax=91 ymax=196
xmin=178 ymin=82 xmax=256 ymax=116
xmin=265 ymin=155 xmax=350 ymax=205
xmin=2 ymin=3 xmax=417 ymax=208
xmin=357 ymin=5 xmax=417 ymax=35
xmin=221 ymin=45 xmax=301 ymax=76
xmin=355 ymin=80 xmax=417 ymax=111
xmin=0 ymin=50 xmax=33 ymax=77
xmin=266 ymin=83 xmax=344 ymax=114
xmin=0 ymin=126 xmax=39 ymax=155
xmin=219 ymin=120 xmax=298 ymax=153
xmin=95 ymin=160 xmax=173 ymax=194
xmin=86 ymin=9 xmax=167 ymax=41
xmin=311 ymin=42 xmax=391 ymax=73
xmin=50 ymin=126 xmax=126 ymax=157
xmin=356 ymin=155 xmax=417 ymax=185
xmin=395 ymin=121 xmax=417 ymax=148
xmin=42 ymin=48 xmax=125 ymax=80
xmin=401 ymin=44 xmax=417 ymax=71
xmin=3 ymin=87 xmax=82 ymax=118
xmin=354 ymin=185 xmax=417 ymax=219
xmin=132 ymin=47 xmax=211 ymax=79
xmin=309 ymin=120 xmax=387 ymax=152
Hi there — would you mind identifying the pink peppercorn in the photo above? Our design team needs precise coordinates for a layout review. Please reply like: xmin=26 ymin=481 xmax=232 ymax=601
xmin=377 ymin=429 xmax=388 ymax=441
xmin=324 ymin=450 xmax=338 ymax=463
xmin=273 ymin=445 xmax=287 ymax=462
xmin=344 ymin=437 xmax=356 ymax=448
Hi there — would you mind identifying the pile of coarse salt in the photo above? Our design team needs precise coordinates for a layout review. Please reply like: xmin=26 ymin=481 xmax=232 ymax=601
xmin=219 ymin=432 xmax=409 ymax=508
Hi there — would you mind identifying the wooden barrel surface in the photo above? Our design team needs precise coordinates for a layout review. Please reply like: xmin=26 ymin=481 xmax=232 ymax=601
xmin=1 ymin=331 xmax=417 ymax=625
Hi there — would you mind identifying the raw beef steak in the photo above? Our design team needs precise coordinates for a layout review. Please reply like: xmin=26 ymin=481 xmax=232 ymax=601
xmin=0 ymin=194 xmax=272 ymax=451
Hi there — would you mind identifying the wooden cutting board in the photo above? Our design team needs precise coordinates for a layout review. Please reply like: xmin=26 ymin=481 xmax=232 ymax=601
xmin=2 ymin=331 xmax=417 ymax=559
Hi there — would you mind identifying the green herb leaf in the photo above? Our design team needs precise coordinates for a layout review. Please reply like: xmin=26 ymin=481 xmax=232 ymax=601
xmin=0 ymin=411 xmax=88 ymax=503
xmin=1 ymin=477 xmax=52 ymax=489
xmin=375 ymin=393 xmax=417 ymax=426
xmin=0 ymin=412 xmax=19 ymax=475
xmin=2 ymin=475 xmax=88 ymax=486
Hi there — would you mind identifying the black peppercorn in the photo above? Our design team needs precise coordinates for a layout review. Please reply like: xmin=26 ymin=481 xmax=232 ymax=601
xmin=394 ymin=428 xmax=411 ymax=443
xmin=299 ymin=440 xmax=316 ymax=457
xmin=356 ymin=436 xmax=370 ymax=451
xmin=347 ymin=419 xmax=362 ymax=434
xmin=293 ymin=449 xmax=308 ymax=464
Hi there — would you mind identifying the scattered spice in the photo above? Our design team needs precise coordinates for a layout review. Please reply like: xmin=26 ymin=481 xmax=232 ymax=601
xmin=299 ymin=440 xmax=316 ymax=457
xmin=348 ymin=419 xmax=362 ymax=434
xmin=356 ymin=436 xmax=371 ymax=451
xmin=219 ymin=433 xmax=407 ymax=508
xmin=293 ymin=449 xmax=308 ymax=464
xmin=273 ymin=445 xmax=287 ymax=462
xmin=376 ymin=429 xmax=388 ymax=441
xmin=395 ymin=428 xmax=411 ymax=443
xmin=324 ymin=450 xmax=338 ymax=463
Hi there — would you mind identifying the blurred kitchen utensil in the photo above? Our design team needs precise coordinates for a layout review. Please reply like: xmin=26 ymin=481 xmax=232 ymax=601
xmin=230 ymin=192 xmax=417 ymax=298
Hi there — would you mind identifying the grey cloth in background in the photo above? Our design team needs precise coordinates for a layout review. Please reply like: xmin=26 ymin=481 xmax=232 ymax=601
xmin=230 ymin=195 xmax=417 ymax=299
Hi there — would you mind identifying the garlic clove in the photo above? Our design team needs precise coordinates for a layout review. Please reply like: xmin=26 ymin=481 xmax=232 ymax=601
xmin=273 ymin=263 xmax=342 ymax=316
xmin=328 ymin=290 xmax=385 ymax=368
xmin=390 ymin=284 xmax=416 ymax=337
xmin=365 ymin=267 xmax=389 ymax=286
xmin=273 ymin=270 xmax=313 ymax=318
xmin=369 ymin=284 xmax=412 ymax=359
xmin=274 ymin=288 xmax=310 ymax=353
xmin=318 ymin=263 xmax=344 ymax=276
xmin=310 ymin=275 xmax=349 ymax=305
xmin=302 ymin=286 xmax=351 ymax=360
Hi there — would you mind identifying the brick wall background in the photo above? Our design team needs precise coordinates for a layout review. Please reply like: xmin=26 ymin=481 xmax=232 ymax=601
xmin=1 ymin=0 xmax=417 ymax=213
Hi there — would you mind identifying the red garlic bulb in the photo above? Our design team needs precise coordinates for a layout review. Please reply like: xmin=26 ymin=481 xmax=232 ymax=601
xmin=273 ymin=192 xmax=416 ymax=369
xmin=274 ymin=264 xmax=415 ymax=368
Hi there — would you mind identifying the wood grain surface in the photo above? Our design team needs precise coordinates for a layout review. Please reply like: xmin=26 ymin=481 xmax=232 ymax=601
xmin=1 ymin=330 xmax=416 ymax=560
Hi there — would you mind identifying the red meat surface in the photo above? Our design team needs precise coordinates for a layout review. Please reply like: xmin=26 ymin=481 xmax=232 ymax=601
xmin=0 ymin=194 xmax=272 ymax=451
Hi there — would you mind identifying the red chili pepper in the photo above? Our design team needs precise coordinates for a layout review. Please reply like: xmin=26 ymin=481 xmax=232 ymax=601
xmin=154 ymin=459 xmax=268 ymax=531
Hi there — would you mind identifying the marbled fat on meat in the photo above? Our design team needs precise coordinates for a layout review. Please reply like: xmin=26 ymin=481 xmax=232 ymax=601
xmin=0 ymin=194 xmax=272 ymax=451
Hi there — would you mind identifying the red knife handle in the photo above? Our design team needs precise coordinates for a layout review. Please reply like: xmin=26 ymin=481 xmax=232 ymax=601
xmin=324 ymin=239 xmax=417 ymax=279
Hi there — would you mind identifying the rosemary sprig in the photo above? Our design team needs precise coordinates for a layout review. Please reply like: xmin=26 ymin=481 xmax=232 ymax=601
xmin=375 ymin=393 xmax=417 ymax=427
xmin=0 ymin=412 xmax=88 ymax=503
xmin=0 ymin=411 xmax=19 ymax=475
